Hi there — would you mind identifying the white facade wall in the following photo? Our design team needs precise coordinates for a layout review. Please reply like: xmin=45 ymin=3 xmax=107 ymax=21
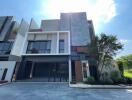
xmin=51 ymin=34 xmax=57 ymax=53
xmin=0 ymin=61 xmax=16 ymax=82
xmin=29 ymin=18 xmax=39 ymax=29
xmin=23 ymin=31 xmax=70 ymax=55
xmin=11 ymin=19 xmax=29 ymax=56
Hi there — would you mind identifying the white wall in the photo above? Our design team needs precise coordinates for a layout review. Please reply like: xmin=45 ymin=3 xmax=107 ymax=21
xmin=11 ymin=19 xmax=29 ymax=56
xmin=29 ymin=18 xmax=39 ymax=29
xmin=0 ymin=61 xmax=16 ymax=82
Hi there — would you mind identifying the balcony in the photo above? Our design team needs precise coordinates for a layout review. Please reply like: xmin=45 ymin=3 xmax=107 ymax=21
xmin=22 ymin=31 xmax=71 ymax=56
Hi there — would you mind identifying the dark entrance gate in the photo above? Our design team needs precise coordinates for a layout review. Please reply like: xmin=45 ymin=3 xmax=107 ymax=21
xmin=17 ymin=61 xmax=69 ymax=82
xmin=33 ymin=62 xmax=69 ymax=82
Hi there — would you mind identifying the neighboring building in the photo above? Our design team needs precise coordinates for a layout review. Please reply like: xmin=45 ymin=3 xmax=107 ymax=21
xmin=0 ymin=12 xmax=97 ymax=83
xmin=0 ymin=16 xmax=29 ymax=82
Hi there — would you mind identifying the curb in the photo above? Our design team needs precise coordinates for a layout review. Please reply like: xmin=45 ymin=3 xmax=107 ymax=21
xmin=0 ymin=82 xmax=11 ymax=86
xmin=70 ymin=84 xmax=132 ymax=89
xmin=14 ymin=82 xmax=69 ymax=84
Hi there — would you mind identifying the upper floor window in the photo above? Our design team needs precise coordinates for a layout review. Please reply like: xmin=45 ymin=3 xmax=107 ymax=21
xmin=0 ymin=42 xmax=13 ymax=55
xmin=59 ymin=40 xmax=64 ymax=53
xmin=27 ymin=40 xmax=51 ymax=54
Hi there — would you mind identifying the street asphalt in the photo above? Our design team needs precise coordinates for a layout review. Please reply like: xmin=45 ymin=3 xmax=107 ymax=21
xmin=0 ymin=82 xmax=132 ymax=100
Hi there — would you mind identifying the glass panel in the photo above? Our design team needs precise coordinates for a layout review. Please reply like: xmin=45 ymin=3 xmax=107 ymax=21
xmin=9 ymin=42 xmax=13 ymax=50
xmin=0 ymin=43 xmax=4 ymax=50
xmin=27 ymin=41 xmax=51 ymax=54
xmin=0 ymin=42 xmax=12 ymax=55
xmin=59 ymin=40 xmax=64 ymax=53
xmin=27 ymin=42 xmax=33 ymax=50
xmin=3 ymin=43 xmax=10 ymax=50
xmin=59 ymin=40 xmax=64 ymax=49
xmin=33 ymin=42 xmax=40 ymax=49
xmin=83 ymin=63 xmax=87 ymax=78
xmin=46 ymin=41 xmax=51 ymax=50
xmin=39 ymin=41 xmax=46 ymax=50
xmin=59 ymin=50 xmax=64 ymax=53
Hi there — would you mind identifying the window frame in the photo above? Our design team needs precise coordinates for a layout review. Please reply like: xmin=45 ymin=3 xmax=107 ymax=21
xmin=27 ymin=40 xmax=51 ymax=54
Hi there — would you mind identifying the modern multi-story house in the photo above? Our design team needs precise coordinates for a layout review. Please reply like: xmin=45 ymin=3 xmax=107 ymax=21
xmin=0 ymin=12 xmax=97 ymax=84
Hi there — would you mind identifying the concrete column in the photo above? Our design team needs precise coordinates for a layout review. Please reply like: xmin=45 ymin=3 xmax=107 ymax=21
xmin=68 ymin=57 xmax=72 ymax=84
xmin=56 ymin=32 xmax=59 ymax=54
xmin=12 ymin=62 xmax=20 ymax=81
xmin=68 ymin=31 xmax=71 ymax=54
xmin=30 ymin=62 xmax=35 ymax=78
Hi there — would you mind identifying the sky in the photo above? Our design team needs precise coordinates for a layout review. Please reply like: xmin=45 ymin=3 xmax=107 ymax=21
xmin=0 ymin=0 xmax=131 ymax=58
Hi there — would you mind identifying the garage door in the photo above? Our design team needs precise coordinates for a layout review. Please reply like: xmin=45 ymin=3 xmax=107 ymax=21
xmin=32 ymin=62 xmax=69 ymax=82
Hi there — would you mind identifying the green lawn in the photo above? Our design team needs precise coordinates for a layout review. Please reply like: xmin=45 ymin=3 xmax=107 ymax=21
xmin=124 ymin=69 xmax=132 ymax=78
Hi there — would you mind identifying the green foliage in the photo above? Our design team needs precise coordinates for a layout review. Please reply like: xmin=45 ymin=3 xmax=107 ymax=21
xmin=97 ymin=33 xmax=123 ymax=60
xmin=124 ymin=69 xmax=132 ymax=78
xmin=125 ymin=77 xmax=132 ymax=84
xmin=117 ymin=61 xmax=124 ymax=77
xmin=96 ymin=33 xmax=123 ymax=75
xmin=116 ymin=54 xmax=132 ymax=70
xmin=99 ymin=78 xmax=114 ymax=85
xmin=86 ymin=33 xmax=123 ymax=81
xmin=99 ymin=72 xmax=114 ymax=84
xmin=84 ymin=76 xmax=95 ymax=84
xmin=110 ymin=70 xmax=121 ymax=83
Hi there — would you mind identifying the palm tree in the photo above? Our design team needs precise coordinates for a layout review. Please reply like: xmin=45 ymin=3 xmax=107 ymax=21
xmin=96 ymin=33 xmax=123 ymax=78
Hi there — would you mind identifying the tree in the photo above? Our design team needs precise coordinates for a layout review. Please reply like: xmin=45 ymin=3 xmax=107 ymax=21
xmin=116 ymin=54 xmax=132 ymax=70
xmin=116 ymin=60 xmax=124 ymax=77
xmin=96 ymin=33 xmax=123 ymax=77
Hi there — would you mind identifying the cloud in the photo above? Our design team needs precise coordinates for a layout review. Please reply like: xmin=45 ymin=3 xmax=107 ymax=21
xmin=119 ymin=39 xmax=131 ymax=44
xmin=39 ymin=0 xmax=117 ymax=30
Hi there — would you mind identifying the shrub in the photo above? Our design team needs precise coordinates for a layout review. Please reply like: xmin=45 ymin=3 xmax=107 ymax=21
xmin=99 ymin=72 xmax=113 ymax=84
xmin=99 ymin=78 xmax=113 ymax=85
xmin=84 ymin=76 xmax=95 ymax=84
xmin=117 ymin=61 xmax=124 ymax=77
xmin=118 ymin=77 xmax=127 ymax=84
xmin=110 ymin=70 xmax=121 ymax=83
xmin=125 ymin=77 xmax=132 ymax=84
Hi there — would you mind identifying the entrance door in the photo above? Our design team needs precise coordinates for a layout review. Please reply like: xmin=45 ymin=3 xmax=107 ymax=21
xmin=82 ymin=61 xmax=90 ymax=81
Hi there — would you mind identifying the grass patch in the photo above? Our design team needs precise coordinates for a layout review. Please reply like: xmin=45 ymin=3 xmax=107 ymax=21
xmin=124 ymin=69 xmax=132 ymax=78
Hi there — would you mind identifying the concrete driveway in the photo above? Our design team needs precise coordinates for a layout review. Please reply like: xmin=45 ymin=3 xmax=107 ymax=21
xmin=0 ymin=82 xmax=132 ymax=100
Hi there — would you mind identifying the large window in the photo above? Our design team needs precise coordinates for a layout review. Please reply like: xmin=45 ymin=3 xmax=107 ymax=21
xmin=59 ymin=40 xmax=64 ymax=53
xmin=27 ymin=41 xmax=51 ymax=54
xmin=0 ymin=42 xmax=13 ymax=55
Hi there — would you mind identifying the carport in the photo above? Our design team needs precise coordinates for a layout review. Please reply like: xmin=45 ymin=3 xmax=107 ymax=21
xmin=16 ymin=56 xmax=70 ymax=82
